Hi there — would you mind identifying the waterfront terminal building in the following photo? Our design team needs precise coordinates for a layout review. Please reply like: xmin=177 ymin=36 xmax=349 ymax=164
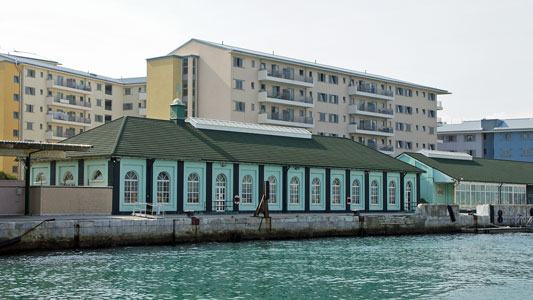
xmin=397 ymin=150 xmax=533 ymax=209
xmin=29 ymin=101 xmax=422 ymax=215
xmin=438 ymin=118 xmax=533 ymax=162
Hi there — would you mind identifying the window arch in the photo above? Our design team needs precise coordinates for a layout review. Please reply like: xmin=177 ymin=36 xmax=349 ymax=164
xmin=352 ymin=179 xmax=361 ymax=205
xmin=215 ymin=174 xmax=227 ymax=211
xmin=187 ymin=173 xmax=200 ymax=203
xmin=91 ymin=170 xmax=103 ymax=181
xmin=63 ymin=171 xmax=74 ymax=186
xmin=388 ymin=181 xmax=396 ymax=205
xmin=370 ymin=180 xmax=379 ymax=205
xmin=124 ymin=171 xmax=138 ymax=203
xmin=267 ymin=176 xmax=277 ymax=204
xmin=35 ymin=172 xmax=46 ymax=184
xmin=332 ymin=178 xmax=341 ymax=204
xmin=156 ymin=172 xmax=170 ymax=203
xmin=290 ymin=177 xmax=300 ymax=204
xmin=311 ymin=178 xmax=321 ymax=204
xmin=405 ymin=181 xmax=413 ymax=210
xmin=241 ymin=175 xmax=253 ymax=204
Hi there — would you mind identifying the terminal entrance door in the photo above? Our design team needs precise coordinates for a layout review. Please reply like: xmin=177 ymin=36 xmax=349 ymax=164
xmin=215 ymin=174 xmax=227 ymax=212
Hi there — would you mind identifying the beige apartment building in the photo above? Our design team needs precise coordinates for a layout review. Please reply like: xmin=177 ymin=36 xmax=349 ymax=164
xmin=0 ymin=53 xmax=146 ymax=177
xmin=147 ymin=39 xmax=449 ymax=156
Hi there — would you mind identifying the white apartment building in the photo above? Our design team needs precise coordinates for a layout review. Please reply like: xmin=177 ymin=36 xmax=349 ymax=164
xmin=147 ymin=39 xmax=449 ymax=155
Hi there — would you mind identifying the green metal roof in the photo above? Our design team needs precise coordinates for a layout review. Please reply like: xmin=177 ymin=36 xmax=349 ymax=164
xmin=402 ymin=152 xmax=533 ymax=184
xmin=63 ymin=116 xmax=422 ymax=173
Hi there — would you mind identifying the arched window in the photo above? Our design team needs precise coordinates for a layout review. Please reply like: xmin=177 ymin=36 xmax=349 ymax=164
xmin=267 ymin=176 xmax=277 ymax=204
xmin=241 ymin=175 xmax=253 ymax=204
xmin=370 ymin=180 xmax=379 ymax=205
xmin=405 ymin=181 xmax=413 ymax=211
xmin=187 ymin=173 xmax=200 ymax=203
xmin=35 ymin=172 xmax=46 ymax=184
xmin=92 ymin=170 xmax=103 ymax=181
xmin=388 ymin=181 xmax=396 ymax=205
xmin=156 ymin=172 xmax=170 ymax=203
xmin=332 ymin=178 xmax=341 ymax=204
xmin=63 ymin=171 xmax=74 ymax=186
xmin=124 ymin=171 xmax=138 ymax=203
xmin=215 ymin=174 xmax=227 ymax=211
xmin=290 ymin=177 xmax=299 ymax=204
xmin=311 ymin=178 xmax=321 ymax=204
xmin=352 ymin=179 xmax=360 ymax=205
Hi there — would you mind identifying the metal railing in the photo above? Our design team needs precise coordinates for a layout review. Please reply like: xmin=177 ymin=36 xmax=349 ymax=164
xmin=351 ymin=84 xmax=394 ymax=97
xmin=47 ymin=112 xmax=91 ymax=124
xmin=263 ymin=68 xmax=314 ymax=84
xmin=131 ymin=202 xmax=167 ymax=218
xmin=52 ymin=96 xmax=91 ymax=108
xmin=355 ymin=104 xmax=393 ymax=115
xmin=356 ymin=122 xmax=394 ymax=133
xmin=263 ymin=112 xmax=313 ymax=124
xmin=260 ymin=90 xmax=313 ymax=104
xmin=52 ymin=79 xmax=92 ymax=92
xmin=46 ymin=130 xmax=76 ymax=138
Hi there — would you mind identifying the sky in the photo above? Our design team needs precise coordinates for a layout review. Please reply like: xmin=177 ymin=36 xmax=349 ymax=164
xmin=2 ymin=0 xmax=532 ymax=123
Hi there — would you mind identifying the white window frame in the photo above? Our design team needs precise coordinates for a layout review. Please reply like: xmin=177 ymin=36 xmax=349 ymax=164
xmin=187 ymin=173 xmax=200 ymax=204
xmin=290 ymin=176 xmax=300 ymax=204
xmin=332 ymin=178 xmax=341 ymax=204
xmin=241 ymin=175 xmax=253 ymax=204
xmin=124 ymin=171 xmax=139 ymax=203
xmin=370 ymin=180 xmax=379 ymax=205
xmin=156 ymin=171 xmax=170 ymax=203
xmin=311 ymin=178 xmax=321 ymax=204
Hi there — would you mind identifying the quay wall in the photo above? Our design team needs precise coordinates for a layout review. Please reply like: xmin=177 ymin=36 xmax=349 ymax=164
xmin=0 ymin=204 xmax=531 ymax=254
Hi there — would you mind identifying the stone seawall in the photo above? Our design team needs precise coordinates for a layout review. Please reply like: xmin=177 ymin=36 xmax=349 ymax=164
xmin=0 ymin=204 xmax=530 ymax=254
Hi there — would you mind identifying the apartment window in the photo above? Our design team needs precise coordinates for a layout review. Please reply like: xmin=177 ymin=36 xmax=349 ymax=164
xmin=234 ymin=101 xmax=245 ymax=112
xmin=329 ymin=94 xmax=338 ymax=104
xmin=428 ymin=93 xmax=436 ymax=101
xmin=26 ymin=122 xmax=33 ymax=130
xmin=428 ymin=110 xmax=436 ymax=118
xmin=395 ymin=105 xmax=404 ymax=113
xmin=14 ymin=75 xmax=19 ymax=83
xmin=406 ymin=89 xmax=413 ymax=97
xmin=40 ymin=124 xmax=43 ymax=130
xmin=467 ymin=150 xmax=476 ymax=156
xmin=105 ymin=115 xmax=112 ymax=123
xmin=25 ymin=87 xmax=35 ymax=95
xmin=423 ymin=92 xmax=426 ymax=98
xmin=405 ymin=124 xmax=412 ymax=132
xmin=13 ymin=129 xmax=18 ymax=137
xmin=97 ymin=83 xmax=102 ymax=91
xmin=317 ymin=93 xmax=327 ymax=103
xmin=125 ymin=88 xmax=131 ymax=95
xmin=503 ymin=133 xmax=512 ymax=141
xmin=405 ymin=106 xmax=412 ymax=114
xmin=416 ymin=91 xmax=419 ymax=97
xmin=422 ymin=109 xmax=426 ymax=115
xmin=318 ymin=72 xmax=326 ymax=82
xmin=328 ymin=75 xmax=338 ymax=84
xmin=13 ymin=94 xmax=19 ymax=101
xmin=406 ymin=142 xmax=413 ymax=150
xmin=105 ymin=100 xmax=112 ymax=111
xmin=465 ymin=135 xmax=475 ymax=142
xmin=96 ymin=99 xmax=102 ymax=107
xmin=233 ymin=57 xmax=244 ymax=68
xmin=123 ymin=103 xmax=133 ymax=110
xmin=26 ymin=69 xmax=35 ymax=78
xmin=251 ymin=82 xmax=255 ymax=89
xmin=501 ymin=148 xmax=511 ymax=157
xmin=429 ymin=127 xmax=435 ymax=135
xmin=329 ymin=114 xmax=339 ymax=123
xmin=395 ymin=122 xmax=404 ymax=131
xmin=396 ymin=87 xmax=404 ymax=96
xmin=319 ymin=112 xmax=326 ymax=122
xmin=521 ymin=148 xmax=531 ymax=156
xmin=446 ymin=135 xmax=456 ymax=142
xmin=105 ymin=84 xmax=112 ymax=95
xmin=423 ymin=126 xmax=426 ymax=132
xmin=251 ymin=60 xmax=255 ymax=68
xmin=520 ymin=133 xmax=531 ymax=140
xmin=25 ymin=104 xmax=34 ymax=112
xmin=429 ymin=144 xmax=436 ymax=150
xmin=396 ymin=141 xmax=404 ymax=149
xmin=329 ymin=133 xmax=338 ymax=137
xmin=234 ymin=79 xmax=244 ymax=90
xmin=13 ymin=112 xmax=19 ymax=119
xmin=95 ymin=115 xmax=103 ymax=122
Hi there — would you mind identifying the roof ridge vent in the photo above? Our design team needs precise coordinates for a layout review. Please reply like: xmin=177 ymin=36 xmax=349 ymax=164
xmin=417 ymin=149 xmax=472 ymax=160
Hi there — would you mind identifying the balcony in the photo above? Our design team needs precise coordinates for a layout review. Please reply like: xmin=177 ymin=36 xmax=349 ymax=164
xmin=437 ymin=117 xmax=446 ymax=127
xmin=348 ymin=84 xmax=394 ymax=101
xmin=258 ymin=69 xmax=314 ymax=88
xmin=46 ymin=79 xmax=92 ymax=95
xmin=367 ymin=142 xmax=395 ymax=155
xmin=46 ymin=112 xmax=91 ymax=127
xmin=45 ymin=130 xmax=76 ymax=141
xmin=348 ymin=122 xmax=394 ymax=137
xmin=139 ymin=105 xmax=147 ymax=116
xmin=437 ymin=100 xmax=443 ymax=110
xmin=46 ymin=96 xmax=92 ymax=111
xmin=258 ymin=90 xmax=314 ymax=108
xmin=348 ymin=104 xmax=394 ymax=119
xmin=139 ymin=92 xmax=147 ymax=100
xmin=258 ymin=112 xmax=314 ymax=128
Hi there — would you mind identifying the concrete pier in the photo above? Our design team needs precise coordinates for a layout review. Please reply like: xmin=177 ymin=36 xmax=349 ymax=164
xmin=1 ymin=204 xmax=531 ymax=254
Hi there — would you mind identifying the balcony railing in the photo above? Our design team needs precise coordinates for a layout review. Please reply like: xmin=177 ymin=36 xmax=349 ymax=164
xmin=355 ymin=104 xmax=393 ymax=115
xmin=47 ymin=112 xmax=91 ymax=125
xmin=46 ymin=130 xmax=76 ymax=138
xmin=379 ymin=145 xmax=394 ymax=152
xmin=260 ymin=90 xmax=313 ymax=105
xmin=349 ymin=84 xmax=394 ymax=98
xmin=355 ymin=122 xmax=394 ymax=134
xmin=437 ymin=100 xmax=443 ymax=110
xmin=262 ymin=111 xmax=313 ymax=125
xmin=50 ymin=79 xmax=92 ymax=92
xmin=50 ymin=96 xmax=91 ymax=108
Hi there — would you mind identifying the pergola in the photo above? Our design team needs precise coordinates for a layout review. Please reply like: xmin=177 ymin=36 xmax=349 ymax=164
xmin=0 ymin=140 xmax=92 ymax=215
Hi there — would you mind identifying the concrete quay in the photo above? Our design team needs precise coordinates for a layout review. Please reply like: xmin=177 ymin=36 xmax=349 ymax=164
xmin=0 ymin=204 xmax=531 ymax=254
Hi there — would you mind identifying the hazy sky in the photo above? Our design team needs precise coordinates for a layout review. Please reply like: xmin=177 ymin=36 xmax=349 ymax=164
xmin=2 ymin=0 xmax=532 ymax=123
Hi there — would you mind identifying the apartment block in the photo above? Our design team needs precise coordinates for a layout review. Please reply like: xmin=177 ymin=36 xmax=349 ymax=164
xmin=438 ymin=118 xmax=533 ymax=162
xmin=0 ymin=53 xmax=147 ymax=178
xmin=146 ymin=39 xmax=449 ymax=156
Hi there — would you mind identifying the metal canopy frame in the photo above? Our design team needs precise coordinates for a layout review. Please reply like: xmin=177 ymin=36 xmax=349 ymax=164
xmin=0 ymin=140 xmax=92 ymax=215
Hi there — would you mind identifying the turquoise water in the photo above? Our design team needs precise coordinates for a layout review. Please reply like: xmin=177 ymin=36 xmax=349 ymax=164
xmin=1 ymin=233 xmax=532 ymax=299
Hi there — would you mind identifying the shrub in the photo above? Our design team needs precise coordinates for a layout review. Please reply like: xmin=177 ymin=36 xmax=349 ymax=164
xmin=0 ymin=171 xmax=18 ymax=180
